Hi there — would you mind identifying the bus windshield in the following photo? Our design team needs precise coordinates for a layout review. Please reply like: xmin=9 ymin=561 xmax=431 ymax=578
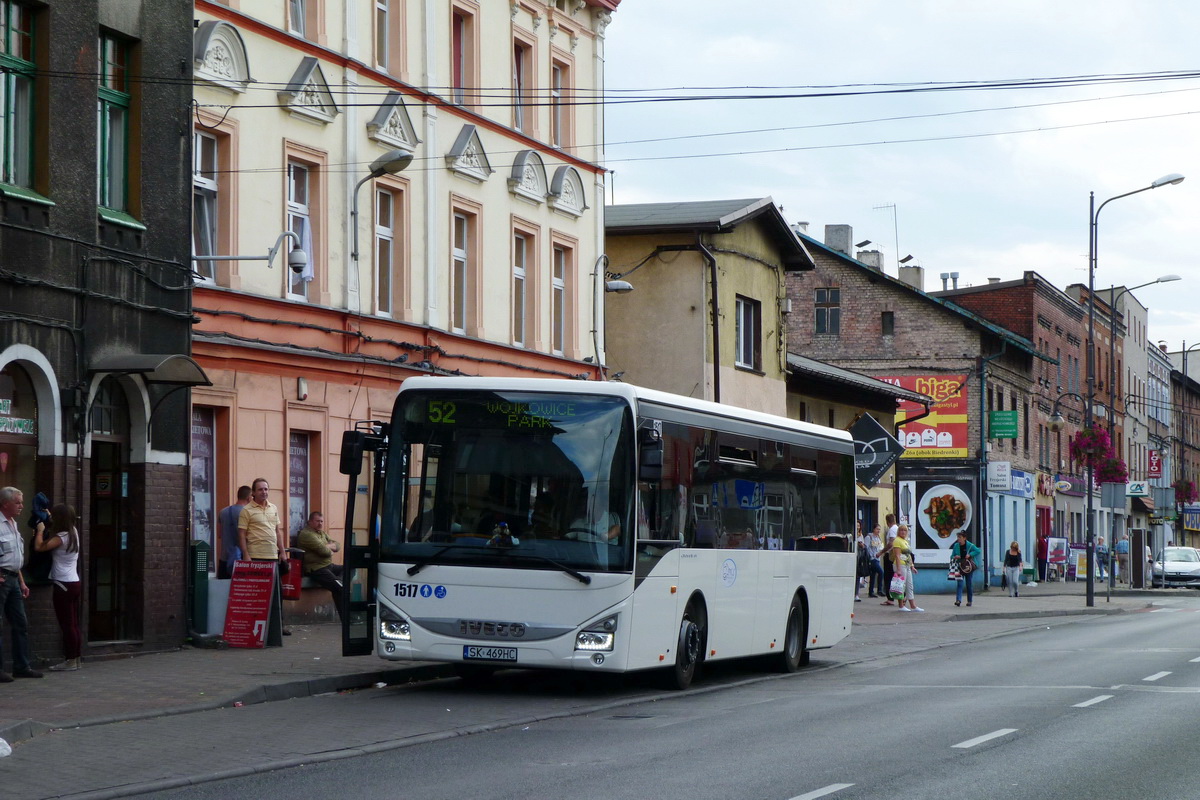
xmin=380 ymin=389 xmax=635 ymax=574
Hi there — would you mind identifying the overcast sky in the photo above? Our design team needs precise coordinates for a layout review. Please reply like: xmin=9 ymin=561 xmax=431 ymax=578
xmin=603 ymin=1 xmax=1200 ymax=350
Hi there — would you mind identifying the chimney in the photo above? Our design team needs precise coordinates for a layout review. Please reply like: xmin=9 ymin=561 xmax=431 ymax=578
xmin=940 ymin=272 xmax=950 ymax=291
xmin=857 ymin=249 xmax=884 ymax=270
xmin=824 ymin=224 xmax=852 ymax=255
xmin=899 ymin=265 xmax=924 ymax=292
xmin=791 ymin=221 xmax=809 ymax=235
xmin=950 ymin=271 xmax=960 ymax=289
xmin=988 ymin=277 xmax=1001 ymax=284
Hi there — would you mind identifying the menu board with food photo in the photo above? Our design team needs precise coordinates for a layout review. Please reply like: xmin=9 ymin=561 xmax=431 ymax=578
xmin=899 ymin=478 xmax=975 ymax=553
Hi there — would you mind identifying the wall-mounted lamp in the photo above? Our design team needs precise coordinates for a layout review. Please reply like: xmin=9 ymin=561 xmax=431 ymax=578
xmin=605 ymin=279 xmax=633 ymax=293
xmin=351 ymin=148 xmax=414 ymax=263
xmin=192 ymin=230 xmax=308 ymax=273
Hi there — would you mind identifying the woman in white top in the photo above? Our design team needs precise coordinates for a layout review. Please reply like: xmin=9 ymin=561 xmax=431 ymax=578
xmin=33 ymin=504 xmax=82 ymax=671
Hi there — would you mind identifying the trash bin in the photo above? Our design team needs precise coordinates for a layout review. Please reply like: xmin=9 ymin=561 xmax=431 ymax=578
xmin=190 ymin=539 xmax=212 ymax=633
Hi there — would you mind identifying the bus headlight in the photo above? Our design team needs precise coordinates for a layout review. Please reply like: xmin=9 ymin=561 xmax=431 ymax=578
xmin=575 ymin=614 xmax=618 ymax=652
xmin=379 ymin=606 xmax=411 ymax=641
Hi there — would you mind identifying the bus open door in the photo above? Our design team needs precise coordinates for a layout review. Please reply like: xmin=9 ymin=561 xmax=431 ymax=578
xmin=339 ymin=423 xmax=388 ymax=656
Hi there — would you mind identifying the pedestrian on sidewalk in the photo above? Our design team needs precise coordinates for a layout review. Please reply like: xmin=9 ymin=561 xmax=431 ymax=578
xmin=881 ymin=513 xmax=898 ymax=606
xmin=0 ymin=486 xmax=43 ymax=681
xmin=239 ymin=478 xmax=291 ymax=639
xmin=218 ymin=485 xmax=251 ymax=579
xmin=1036 ymin=530 xmax=1049 ymax=582
xmin=1096 ymin=536 xmax=1109 ymax=580
xmin=950 ymin=531 xmax=980 ymax=608
xmin=891 ymin=524 xmax=923 ymax=612
xmin=1115 ymin=534 xmax=1130 ymax=584
xmin=865 ymin=523 xmax=885 ymax=598
xmin=32 ymin=503 xmax=82 ymax=671
xmin=1004 ymin=541 xmax=1024 ymax=597
xmin=298 ymin=510 xmax=343 ymax=619
xmin=854 ymin=525 xmax=866 ymax=602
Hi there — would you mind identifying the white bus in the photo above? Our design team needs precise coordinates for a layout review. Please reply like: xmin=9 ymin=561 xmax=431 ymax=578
xmin=338 ymin=376 xmax=856 ymax=689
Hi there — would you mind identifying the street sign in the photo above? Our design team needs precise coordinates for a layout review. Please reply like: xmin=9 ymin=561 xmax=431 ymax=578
xmin=1127 ymin=480 xmax=1150 ymax=497
xmin=988 ymin=410 xmax=1018 ymax=439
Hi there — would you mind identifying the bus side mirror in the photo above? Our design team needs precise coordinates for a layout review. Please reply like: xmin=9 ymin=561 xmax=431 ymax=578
xmin=340 ymin=430 xmax=365 ymax=476
xmin=639 ymin=438 xmax=663 ymax=483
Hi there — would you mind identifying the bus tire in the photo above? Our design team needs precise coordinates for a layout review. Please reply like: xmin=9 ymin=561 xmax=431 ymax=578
xmin=669 ymin=604 xmax=704 ymax=690
xmin=776 ymin=595 xmax=808 ymax=673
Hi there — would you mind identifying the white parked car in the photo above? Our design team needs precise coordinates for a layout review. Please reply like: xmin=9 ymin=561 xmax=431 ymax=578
xmin=1152 ymin=547 xmax=1200 ymax=588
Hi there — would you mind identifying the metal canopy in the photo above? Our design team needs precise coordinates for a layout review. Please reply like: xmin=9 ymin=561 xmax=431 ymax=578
xmin=89 ymin=354 xmax=212 ymax=387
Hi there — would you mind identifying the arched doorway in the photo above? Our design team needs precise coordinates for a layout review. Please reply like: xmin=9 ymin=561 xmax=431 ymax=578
xmin=88 ymin=378 xmax=138 ymax=642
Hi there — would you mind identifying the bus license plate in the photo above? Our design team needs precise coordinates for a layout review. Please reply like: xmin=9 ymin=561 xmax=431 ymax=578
xmin=463 ymin=645 xmax=518 ymax=662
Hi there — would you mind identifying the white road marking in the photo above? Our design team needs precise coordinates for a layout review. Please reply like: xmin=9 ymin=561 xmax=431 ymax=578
xmin=1143 ymin=672 xmax=1171 ymax=682
xmin=1189 ymin=656 xmax=1200 ymax=663
xmin=952 ymin=728 xmax=1018 ymax=749
xmin=1073 ymin=695 xmax=1113 ymax=708
xmin=789 ymin=784 xmax=854 ymax=800
xmin=1150 ymin=608 xmax=1182 ymax=613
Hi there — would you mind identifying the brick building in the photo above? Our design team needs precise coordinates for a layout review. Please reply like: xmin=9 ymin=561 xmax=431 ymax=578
xmin=0 ymin=1 xmax=200 ymax=664
xmin=786 ymin=227 xmax=1047 ymax=588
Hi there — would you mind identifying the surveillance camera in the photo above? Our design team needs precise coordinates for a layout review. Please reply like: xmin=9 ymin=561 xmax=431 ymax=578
xmin=287 ymin=248 xmax=308 ymax=273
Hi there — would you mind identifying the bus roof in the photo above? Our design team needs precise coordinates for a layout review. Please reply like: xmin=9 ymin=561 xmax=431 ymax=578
xmin=395 ymin=376 xmax=853 ymax=445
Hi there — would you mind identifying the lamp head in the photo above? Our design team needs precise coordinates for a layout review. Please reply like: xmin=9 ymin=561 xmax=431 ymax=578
xmin=368 ymin=149 xmax=414 ymax=178
xmin=605 ymin=280 xmax=633 ymax=294
xmin=1048 ymin=411 xmax=1066 ymax=432
xmin=287 ymin=247 xmax=309 ymax=273
xmin=855 ymin=239 xmax=872 ymax=248
xmin=1158 ymin=274 xmax=1182 ymax=284
xmin=1151 ymin=173 xmax=1185 ymax=188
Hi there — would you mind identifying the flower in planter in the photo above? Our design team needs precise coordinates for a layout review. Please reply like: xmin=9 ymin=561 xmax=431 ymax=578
xmin=1068 ymin=428 xmax=1113 ymax=463
xmin=1173 ymin=479 xmax=1198 ymax=505
xmin=1095 ymin=457 xmax=1128 ymax=485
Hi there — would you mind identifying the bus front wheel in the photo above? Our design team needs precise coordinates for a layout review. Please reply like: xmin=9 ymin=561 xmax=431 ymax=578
xmin=670 ymin=606 xmax=704 ymax=690
xmin=776 ymin=596 xmax=808 ymax=673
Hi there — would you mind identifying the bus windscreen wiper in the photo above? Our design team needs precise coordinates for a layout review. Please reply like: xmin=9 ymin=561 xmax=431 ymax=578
xmin=406 ymin=544 xmax=492 ymax=576
xmin=507 ymin=553 xmax=592 ymax=584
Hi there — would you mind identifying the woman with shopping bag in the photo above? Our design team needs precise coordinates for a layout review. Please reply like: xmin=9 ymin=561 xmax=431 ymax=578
xmin=890 ymin=525 xmax=923 ymax=612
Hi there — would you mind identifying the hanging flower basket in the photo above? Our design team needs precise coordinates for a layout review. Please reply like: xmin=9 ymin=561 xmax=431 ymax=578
xmin=1173 ymin=479 xmax=1198 ymax=505
xmin=1095 ymin=457 xmax=1128 ymax=485
xmin=1068 ymin=428 xmax=1112 ymax=462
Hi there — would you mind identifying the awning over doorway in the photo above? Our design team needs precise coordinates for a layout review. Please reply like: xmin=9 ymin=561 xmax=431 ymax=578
xmin=89 ymin=354 xmax=212 ymax=387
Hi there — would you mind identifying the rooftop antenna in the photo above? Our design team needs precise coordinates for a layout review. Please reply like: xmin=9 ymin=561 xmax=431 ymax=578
xmin=873 ymin=203 xmax=899 ymax=272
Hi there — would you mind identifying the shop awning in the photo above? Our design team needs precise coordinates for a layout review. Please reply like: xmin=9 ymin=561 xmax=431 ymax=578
xmin=89 ymin=354 xmax=212 ymax=387
xmin=1133 ymin=495 xmax=1155 ymax=512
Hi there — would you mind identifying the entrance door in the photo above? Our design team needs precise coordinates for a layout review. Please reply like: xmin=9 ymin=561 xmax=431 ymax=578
xmin=88 ymin=379 xmax=138 ymax=642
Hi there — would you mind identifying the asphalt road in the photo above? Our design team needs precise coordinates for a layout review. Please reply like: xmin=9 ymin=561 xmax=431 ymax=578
xmin=117 ymin=603 xmax=1200 ymax=800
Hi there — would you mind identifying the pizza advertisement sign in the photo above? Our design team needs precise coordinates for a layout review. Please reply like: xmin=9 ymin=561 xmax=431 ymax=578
xmin=875 ymin=374 xmax=969 ymax=459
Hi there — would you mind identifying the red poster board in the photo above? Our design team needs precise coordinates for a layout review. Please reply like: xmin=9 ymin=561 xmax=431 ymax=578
xmin=223 ymin=560 xmax=275 ymax=648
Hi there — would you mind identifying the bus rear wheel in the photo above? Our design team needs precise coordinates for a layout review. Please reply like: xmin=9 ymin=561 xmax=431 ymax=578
xmin=775 ymin=596 xmax=808 ymax=673
xmin=669 ymin=605 xmax=704 ymax=690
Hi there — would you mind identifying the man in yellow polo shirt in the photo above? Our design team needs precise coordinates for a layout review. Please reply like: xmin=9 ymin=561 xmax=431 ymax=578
xmin=237 ymin=477 xmax=291 ymax=637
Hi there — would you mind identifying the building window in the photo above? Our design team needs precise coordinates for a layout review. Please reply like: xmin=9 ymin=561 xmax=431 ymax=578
xmin=97 ymin=33 xmax=130 ymax=211
xmin=815 ymin=288 xmax=840 ymax=335
xmin=192 ymin=131 xmax=218 ymax=281
xmin=287 ymin=160 xmax=313 ymax=300
xmin=551 ymin=244 xmax=567 ymax=354
xmin=881 ymin=310 xmax=894 ymax=336
xmin=451 ymin=210 xmax=478 ymax=333
xmin=513 ymin=38 xmax=533 ymax=133
xmin=513 ymin=232 xmax=528 ymax=346
xmin=375 ymin=0 xmax=390 ymax=68
xmin=375 ymin=187 xmax=396 ymax=315
xmin=451 ymin=6 xmax=476 ymax=106
xmin=550 ymin=59 xmax=571 ymax=148
xmin=375 ymin=0 xmax=403 ymax=74
xmin=735 ymin=295 xmax=761 ymax=370
xmin=0 ymin=1 xmax=34 ymax=188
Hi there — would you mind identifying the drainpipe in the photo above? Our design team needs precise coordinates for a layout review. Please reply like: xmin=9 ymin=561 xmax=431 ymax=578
xmin=978 ymin=344 xmax=1007 ymax=590
xmin=696 ymin=235 xmax=721 ymax=403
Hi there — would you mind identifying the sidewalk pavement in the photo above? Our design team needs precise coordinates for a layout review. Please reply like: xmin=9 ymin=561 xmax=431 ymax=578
xmin=0 ymin=574 xmax=1183 ymax=748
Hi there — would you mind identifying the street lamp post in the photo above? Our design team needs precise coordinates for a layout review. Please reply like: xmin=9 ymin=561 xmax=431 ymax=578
xmin=1103 ymin=276 xmax=1181 ymax=594
xmin=1086 ymin=173 xmax=1184 ymax=607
